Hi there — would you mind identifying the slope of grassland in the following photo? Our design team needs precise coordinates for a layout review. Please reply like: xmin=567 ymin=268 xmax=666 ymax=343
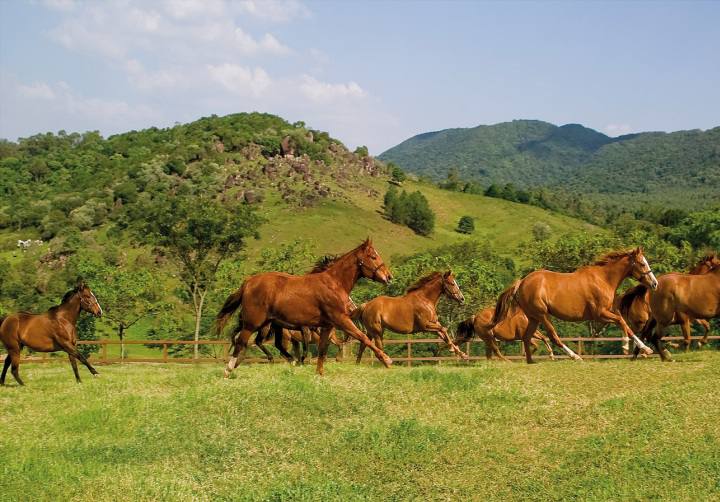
xmin=2 ymin=353 xmax=719 ymax=501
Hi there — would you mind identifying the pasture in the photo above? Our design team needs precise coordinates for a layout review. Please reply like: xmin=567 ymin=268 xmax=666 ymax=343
xmin=2 ymin=354 xmax=719 ymax=501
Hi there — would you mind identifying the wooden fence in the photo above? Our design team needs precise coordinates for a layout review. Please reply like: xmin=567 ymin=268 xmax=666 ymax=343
xmin=4 ymin=335 xmax=718 ymax=365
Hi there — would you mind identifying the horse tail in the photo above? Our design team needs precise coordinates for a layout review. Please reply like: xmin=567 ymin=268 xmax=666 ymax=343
xmin=455 ymin=317 xmax=475 ymax=343
xmin=618 ymin=285 xmax=648 ymax=318
xmin=492 ymin=280 xmax=521 ymax=327
xmin=214 ymin=284 xmax=245 ymax=338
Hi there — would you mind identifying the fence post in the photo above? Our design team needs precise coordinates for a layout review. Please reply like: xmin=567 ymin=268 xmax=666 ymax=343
xmin=101 ymin=340 xmax=108 ymax=363
xmin=407 ymin=335 xmax=412 ymax=367
xmin=163 ymin=343 xmax=168 ymax=363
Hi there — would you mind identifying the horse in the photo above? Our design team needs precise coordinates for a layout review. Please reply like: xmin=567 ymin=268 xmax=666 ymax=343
xmin=637 ymin=254 xmax=720 ymax=361
xmin=352 ymin=271 xmax=469 ymax=362
xmin=492 ymin=247 xmax=658 ymax=363
xmin=216 ymin=238 xmax=393 ymax=376
xmin=0 ymin=280 xmax=103 ymax=385
xmin=455 ymin=306 xmax=555 ymax=361
xmin=620 ymin=254 xmax=718 ymax=353
xmin=252 ymin=325 xmax=344 ymax=363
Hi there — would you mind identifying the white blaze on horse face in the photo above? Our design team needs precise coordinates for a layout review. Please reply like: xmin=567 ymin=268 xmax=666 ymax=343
xmin=641 ymin=256 xmax=659 ymax=289
xmin=90 ymin=291 xmax=103 ymax=316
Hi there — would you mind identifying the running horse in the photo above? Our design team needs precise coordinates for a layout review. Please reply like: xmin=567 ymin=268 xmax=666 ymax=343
xmin=619 ymin=253 xmax=719 ymax=352
xmin=215 ymin=239 xmax=393 ymax=376
xmin=492 ymin=248 xmax=659 ymax=363
xmin=352 ymin=271 xmax=469 ymax=362
xmin=637 ymin=253 xmax=720 ymax=361
xmin=455 ymin=306 xmax=555 ymax=361
xmin=0 ymin=280 xmax=103 ymax=385
xmin=253 ymin=326 xmax=345 ymax=363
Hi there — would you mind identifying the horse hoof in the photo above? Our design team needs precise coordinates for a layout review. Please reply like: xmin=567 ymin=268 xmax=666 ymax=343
xmin=642 ymin=346 xmax=654 ymax=356
xmin=382 ymin=356 xmax=393 ymax=368
xmin=93 ymin=373 xmax=100 ymax=378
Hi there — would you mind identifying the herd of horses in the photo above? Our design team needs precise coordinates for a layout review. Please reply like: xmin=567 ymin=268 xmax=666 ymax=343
xmin=0 ymin=238 xmax=718 ymax=385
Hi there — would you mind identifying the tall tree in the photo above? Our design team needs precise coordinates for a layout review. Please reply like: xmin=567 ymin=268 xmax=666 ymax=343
xmin=138 ymin=195 xmax=262 ymax=358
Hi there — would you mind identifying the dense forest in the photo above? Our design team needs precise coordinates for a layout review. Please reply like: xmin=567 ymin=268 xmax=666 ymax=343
xmin=0 ymin=113 xmax=717 ymax=359
xmin=379 ymin=120 xmax=720 ymax=216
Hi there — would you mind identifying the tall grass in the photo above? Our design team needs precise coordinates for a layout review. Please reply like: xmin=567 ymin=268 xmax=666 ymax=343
xmin=2 ymin=353 xmax=719 ymax=501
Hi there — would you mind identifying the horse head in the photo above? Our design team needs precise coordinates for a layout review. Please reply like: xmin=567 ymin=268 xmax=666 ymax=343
xmin=76 ymin=280 xmax=103 ymax=317
xmin=629 ymin=247 xmax=658 ymax=290
xmin=357 ymin=238 xmax=392 ymax=285
xmin=441 ymin=270 xmax=465 ymax=304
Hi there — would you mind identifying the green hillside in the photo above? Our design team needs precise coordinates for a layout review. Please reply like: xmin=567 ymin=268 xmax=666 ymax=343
xmin=379 ymin=120 xmax=720 ymax=210
xmin=0 ymin=113 xmax=597 ymax=351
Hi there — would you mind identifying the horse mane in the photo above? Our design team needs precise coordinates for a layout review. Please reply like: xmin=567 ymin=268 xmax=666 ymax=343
xmin=690 ymin=253 xmax=719 ymax=273
xmin=406 ymin=272 xmax=442 ymax=293
xmin=310 ymin=255 xmax=339 ymax=273
xmin=618 ymin=284 xmax=648 ymax=316
xmin=593 ymin=250 xmax=634 ymax=266
xmin=61 ymin=287 xmax=80 ymax=304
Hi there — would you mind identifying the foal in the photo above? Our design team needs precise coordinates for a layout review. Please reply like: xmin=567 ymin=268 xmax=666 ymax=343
xmin=353 ymin=271 xmax=469 ymax=362
xmin=0 ymin=281 xmax=103 ymax=385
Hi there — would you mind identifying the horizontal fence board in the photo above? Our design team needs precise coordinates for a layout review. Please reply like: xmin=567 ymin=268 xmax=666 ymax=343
xmin=4 ymin=335 xmax=718 ymax=364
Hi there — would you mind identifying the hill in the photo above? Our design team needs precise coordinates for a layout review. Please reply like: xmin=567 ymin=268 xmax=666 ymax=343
xmin=379 ymin=120 xmax=720 ymax=210
xmin=3 ymin=353 xmax=720 ymax=500
xmin=0 ymin=113 xmax=597 ymax=350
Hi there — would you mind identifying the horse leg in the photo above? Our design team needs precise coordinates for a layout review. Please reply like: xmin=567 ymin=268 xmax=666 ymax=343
xmin=9 ymin=351 xmax=24 ymax=386
xmin=291 ymin=339 xmax=302 ymax=363
xmin=316 ymin=327 xmax=333 ymax=376
xmin=598 ymin=308 xmax=652 ymax=356
xmin=425 ymin=320 xmax=469 ymax=360
xmin=272 ymin=327 xmax=295 ymax=364
xmin=54 ymin=337 xmax=98 ymax=377
xmin=300 ymin=327 xmax=312 ymax=365
xmin=539 ymin=316 xmax=582 ymax=361
xmin=679 ymin=317 xmax=692 ymax=352
xmin=521 ymin=319 xmax=540 ymax=364
xmin=225 ymin=328 xmax=253 ymax=378
xmin=486 ymin=334 xmax=509 ymax=362
xmin=482 ymin=335 xmax=493 ymax=360
xmin=332 ymin=315 xmax=392 ymax=369
xmin=355 ymin=335 xmax=369 ymax=364
xmin=1 ymin=354 xmax=11 ymax=385
xmin=697 ymin=319 xmax=711 ymax=348
xmin=654 ymin=323 xmax=672 ymax=362
xmin=254 ymin=334 xmax=275 ymax=363
xmin=536 ymin=332 xmax=555 ymax=360
xmin=69 ymin=355 xmax=81 ymax=383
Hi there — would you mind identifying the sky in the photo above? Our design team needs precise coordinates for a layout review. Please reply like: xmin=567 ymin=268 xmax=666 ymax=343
xmin=1 ymin=0 xmax=718 ymax=154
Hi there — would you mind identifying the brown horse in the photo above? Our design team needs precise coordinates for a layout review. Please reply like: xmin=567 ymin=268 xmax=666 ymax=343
xmin=352 ymin=271 xmax=469 ymax=362
xmin=216 ymin=239 xmax=393 ymax=376
xmin=638 ymin=254 xmax=720 ymax=361
xmin=252 ymin=325 xmax=344 ymax=363
xmin=0 ymin=281 xmax=103 ymax=385
xmin=492 ymin=248 xmax=658 ymax=363
xmin=455 ymin=306 xmax=555 ymax=361
xmin=620 ymin=254 xmax=718 ymax=352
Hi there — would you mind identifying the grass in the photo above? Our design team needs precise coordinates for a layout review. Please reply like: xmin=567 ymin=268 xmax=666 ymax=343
xmin=2 ymin=352 xmax=719 ymax=501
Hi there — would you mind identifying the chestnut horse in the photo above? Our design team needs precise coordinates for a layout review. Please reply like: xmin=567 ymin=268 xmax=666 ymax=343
xmin=455 ymin=306 xmax=555 ymax=361
xmin=638 ymin=254 xmax=720 ymax=361
xmin=0 ymin=281 xmax=103 ymax=385
xmin=352 ymin=271 xmax=469 ymax=362
xmin=492 ymin=248 xmax=658 ymax=363
xmin=252 ymin=325 xmax=344 ymax=363
xmin=216 ymin=239 xmax=393 ymax=376
xmin=620 ymin=254 xmax=718 ymax=352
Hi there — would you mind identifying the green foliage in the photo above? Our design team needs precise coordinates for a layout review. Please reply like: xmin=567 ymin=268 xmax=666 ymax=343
xmin=383 ymin=188 xmax=435 ymax=236
xmin=456 ymin=215 xmax=475 ymax=234
xmin=354 ymin=145 xmax=369 ymax=157
xmin=256 ymin=238 xmax=314 ymax=274
xmin=76 ymin=314 xmax=99 ymax=358
xmin=670 ymin=210 xmax=720 ymax=250
xmin=388 ymin=162 xmax=406 ymax=183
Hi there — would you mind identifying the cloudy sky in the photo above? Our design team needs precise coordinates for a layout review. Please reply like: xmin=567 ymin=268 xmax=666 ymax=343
xmin=1 ymin=0 xmax=718 ymax=153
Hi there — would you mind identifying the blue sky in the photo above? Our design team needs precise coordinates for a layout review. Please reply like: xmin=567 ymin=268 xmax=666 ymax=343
xmin=1 ymin=0 xmax=718 ymax=153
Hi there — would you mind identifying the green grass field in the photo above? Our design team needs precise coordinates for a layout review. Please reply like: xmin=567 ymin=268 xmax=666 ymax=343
xmin=2 ymin=353 xmax=719 ymax=501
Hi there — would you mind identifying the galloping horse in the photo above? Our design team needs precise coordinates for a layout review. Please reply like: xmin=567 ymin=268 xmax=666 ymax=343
xmin=352 ymin=271 xmax=469 ymax=362
xmin=619 ymin=253 xmax=719 ymax=352
xmin=455 ymin=306 xmax=554 ymax=361
xmin=492 ymin=248 xmax=658 ymax=363
xmin=216 ymin=239 xmax=393 ymax=376
xmin=252 ymin=325 xmax=344 ymax=363
xmin=638 ymin=254 xmax=720 ymax=361
xmin=0 ymin=281 xmax=103 ymax=385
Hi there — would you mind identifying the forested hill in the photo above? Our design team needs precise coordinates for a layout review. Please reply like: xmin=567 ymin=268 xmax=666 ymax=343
xmin=379 ymin=120 xmax=720 ymax=208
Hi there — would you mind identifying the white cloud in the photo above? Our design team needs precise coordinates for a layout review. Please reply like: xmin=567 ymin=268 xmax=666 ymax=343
xmin=605 ymin=123 xmax=632 ymax=136
xmin=17 ymin=82 xmax=56 ymax=100
xmin=235 ymin=0 xmax=311 ymax=22
xmin=42 ymin=0 xmax=76 ymax=11
xmin=299 ymin=75 xmax=367 ymax=102
xmin=207 ymin=64 xmax=272 ymax=97
xmin=233 ymin=28 xmax=290 ymax=55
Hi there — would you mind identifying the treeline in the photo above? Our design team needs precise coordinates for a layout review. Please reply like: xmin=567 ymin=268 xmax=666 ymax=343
xmin=382 ymin=186 xmax=435 ymax=236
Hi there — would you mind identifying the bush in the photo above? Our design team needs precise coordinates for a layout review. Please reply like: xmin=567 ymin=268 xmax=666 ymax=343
xmin=456 ymin=216 xmax=475 ymax=234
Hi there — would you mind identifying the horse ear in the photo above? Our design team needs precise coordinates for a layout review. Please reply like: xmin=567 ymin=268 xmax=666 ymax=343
xmin=363 ymin=237 xmax=372 ymax=248
xmin=444 ymin=270 xmax=452 ymax=278
xmin=635 ymin=246 xmax=643 ymax=255
xmin=76 ymin=277 xmax=85 ymax=289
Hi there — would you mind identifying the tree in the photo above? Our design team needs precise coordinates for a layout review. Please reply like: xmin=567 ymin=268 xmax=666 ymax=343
xmin=484 ymin=184 xmax=501 ymax=198
xmin=137 ymin=195 xmax=262 ymax=359
xmin=354 ymin=145 xmax=369 ymax=157
xmin=405 ymin=191 xmax=435 ymax=236
xmin=532 ymin=222 xmax=552 ymax=241
xmin=257 ymin=238 xmax=314 ymax=274
xmin=76 ymin=315 xmax=99 ymax=359
xmin=456 ymin=216 xmax=475 ymax=234
xmin=389 ymin=163 xmax=406 ymax=183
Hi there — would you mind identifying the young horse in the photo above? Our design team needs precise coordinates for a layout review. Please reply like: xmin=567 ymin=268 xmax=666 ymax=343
xmin=455 ymin=306 xmax=555 ymax=361
xmin=620 ymin=254 xmax=718 ymax=352
xmin=353 ymin=271 xmax=469 ymax=362
xmin=216 ymin=239 xmax=393 ymax=376
xmin=492 ymin=248 xmax=658 ymax=363
xmin=639 ymin=254 xmax=720 ymax=361
xmin=0 ymin=281 xmax=103 ymax=385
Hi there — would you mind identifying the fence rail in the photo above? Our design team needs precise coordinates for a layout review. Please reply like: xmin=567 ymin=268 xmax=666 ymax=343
xmin=3 ymin=335 xmax=718 ymax=365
